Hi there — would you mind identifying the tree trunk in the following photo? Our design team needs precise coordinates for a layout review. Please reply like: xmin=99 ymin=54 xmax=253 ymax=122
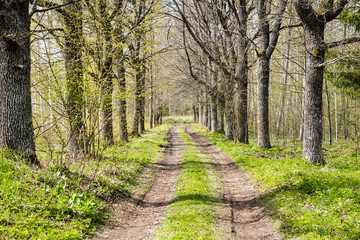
xmin=99 ymin=4 xmax=114 ymax=145
xmin=299 ymin=73 xmax=305 ymax=141
xmin=325 ymin=79 xmax=332 ymax=145
xmin=257 ymin=57 xmax=271 ymax=148
xmin=343 ymin=94 xmax=348 ymax=139
xmin=275 ymin=26 xmax=292 ymax=137
xmin=204 ymin=93 xmax=209 ymax=128
xmin=139 ymin=64 xmax=146 ymax=133
xmin=217 ymin=93 xmax=225 ymax=132
xmin=237 ymin=66 xmax=248 ymax=143
xmin=210 ymin=62 xmax=218 ymax=132
xmin=335 ymin=90 xmax=338 ymax=141
xmin=210 ymin=94 xmax=217 ymax=132
xmin=64 ymin=2 xmax=85 ymax=156
xmin=207 ymin=102 xmax=212 ymax=130
xmin=0 ymin=2 xmax=38 ymax=163
xmin=301 ymin=23 xmax=325 ymax=164
xmin=193 ymin=104 xmax=197 ymax=123
xmin=149 ymin=73 xmax=154 ymax=129
xmin=295 ymin=0 xmax=348 ymax=164
xmin=255 ymin=0 xmax=285 ymax=148
xmin=117 ymin=50 xmax=128 ymax=142
xmin=236 ymin=0 xmax=249 ymax=144
xmin=132 ymin=60 xmax=143 ymax=135
xmin=225 ymin=101 xmax=233 ymax=140
xmin=100 ymin=79 xmax=114 ymax=144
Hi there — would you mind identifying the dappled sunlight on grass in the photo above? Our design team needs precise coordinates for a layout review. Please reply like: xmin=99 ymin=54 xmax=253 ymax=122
xmin=0 ymin=121 xmax=173 ymax=239
xmin=193 ymin=123 xmax=360 ymax=239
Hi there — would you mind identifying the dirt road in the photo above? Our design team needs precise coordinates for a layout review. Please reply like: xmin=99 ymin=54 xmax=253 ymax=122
xmin=93 ymin=123 xmax=183 ymax=240
xmin=93 ymin=122 xmax=282 ymax=239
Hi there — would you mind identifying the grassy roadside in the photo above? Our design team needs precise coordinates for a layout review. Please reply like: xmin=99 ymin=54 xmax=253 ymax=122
xmin=0 ymin=121 xmax=172 ymax=240
xmin=192 ymin=123 xmax=360 ymax=239
xmin=154 ymin=125 xmax=225 ymax=240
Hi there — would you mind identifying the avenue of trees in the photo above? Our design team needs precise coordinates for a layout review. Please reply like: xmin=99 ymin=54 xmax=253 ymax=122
xmin=166 ymin=0 xmax=360 ymax=165
xmin=0 ymin=0 xmax=359 ymax=166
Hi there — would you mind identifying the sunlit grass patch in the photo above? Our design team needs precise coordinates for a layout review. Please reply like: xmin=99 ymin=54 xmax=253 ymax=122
xmin=193 ymin=123 xmax=360 ymax=239
xmin=0 ymin=122 xmax=172 ymax=239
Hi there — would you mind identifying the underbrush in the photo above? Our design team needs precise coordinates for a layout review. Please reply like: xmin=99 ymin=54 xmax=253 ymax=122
xmin=193 ymin=123 xmax=360 ymax=240
xmin=0 ymin=121 xmax=171 ymax=239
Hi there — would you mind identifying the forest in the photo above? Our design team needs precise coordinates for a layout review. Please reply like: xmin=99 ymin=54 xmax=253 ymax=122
xmin=0 ymin=0 xmax=360 ymax=239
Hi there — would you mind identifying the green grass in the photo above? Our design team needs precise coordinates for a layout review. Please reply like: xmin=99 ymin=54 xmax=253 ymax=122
xmin=192 ymin=123 xmax=360 ymax=240
xmin=154 ymin=126 xmax=224 ymax=240
xmin=0 ymin=121 xmax=172 ymax=239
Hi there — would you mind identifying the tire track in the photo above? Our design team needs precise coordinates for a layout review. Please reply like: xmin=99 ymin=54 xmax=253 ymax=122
xmin=185 ymin=123 xmax=283 ymax=240
xmin=93 ymin=122 xmax=183 ymax=240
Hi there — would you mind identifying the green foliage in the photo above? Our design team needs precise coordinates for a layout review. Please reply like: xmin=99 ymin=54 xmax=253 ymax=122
xmin=0 ymin=151 xmax=102 ymax=239
xmin=193 ymin=124 xmax=360 ymax=239
xmin=154 ymin=127 xmax=223 ymax=239
xmin=340 ymin=1 xmax=360 ymax=31
xmin=0 ymin=123 xmax=171 ymax=239
xmin=325 ymin=51 xmax=360 ymax=97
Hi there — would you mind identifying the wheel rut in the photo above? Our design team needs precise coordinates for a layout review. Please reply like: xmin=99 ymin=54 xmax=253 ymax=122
xmin=93 ymin=122 xmax=183 ymax=240
xmin=184 ymin=123 xmax=283 ymax=240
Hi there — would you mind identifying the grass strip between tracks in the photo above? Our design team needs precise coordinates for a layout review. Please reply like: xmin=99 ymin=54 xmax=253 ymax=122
xmin=154 ymin=125 xmax=224 ymax=240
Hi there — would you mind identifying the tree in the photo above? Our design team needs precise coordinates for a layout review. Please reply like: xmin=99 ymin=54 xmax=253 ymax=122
xmin=0 ymin=1 xmax=38 ymax=163
xmin=63 ymin=1 xmax=85 ymax=156
xmin=35 ymin=0 xmax=86 ymax=156
xmin=256 ymin=0 xmax=286 ymax=148
xmin=0 ymin=0 xmax=78 ymax=163
xmin=115 ymin=27 xmax=129 ymax=142
xmin=294 ymin=0 xmax=360 ymax=164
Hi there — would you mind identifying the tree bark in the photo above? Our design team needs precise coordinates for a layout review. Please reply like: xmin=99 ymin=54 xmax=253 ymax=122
xmin=132 ymin=58 xmax=143 ymax=135
xmin=256 ymin=0 xmax=285 ymax=148
xmin=209 ymin=61 xmax=218 ymax=132
xmin=149 ymin=68 xmax=154 ymax=129
xmin=139 ymin=64 xmax=146 ymax=133
xmin=325 ymin=79 xmax=332 ymax=145
xmin=335 ymin=90 xmax=338 ymax=141
xmin=207 ymin=102 xmax=211 ymax=130
xmin=217 ymin=92 xmax=225 ymax=132
xmin=99 ymin=3 xmax=114 ymax=145
xmin=210 ymin=94 xmax=218 ymax=132
xmin=225 ymin=100 xmax=233 ymax=140
xmin=276 ymin=26 xmax=292 ymax=137
xmin=295 ymin=0 xmax=348 ymax=164
xmin=116 ymin=49 xmax=128 ymax=142
xmin=199 ymin=103 xmax=203 ymax=125
xmin=0 ymin=2 xmax=38 ymax=163
xmin=193 ymin=104 xmax=197 ymax=123
xmin=204 ymin=93 xmax=209 ymax=128
xmin=64 ymin=1 xmax=85 ymax=156
xmin=257 ymin=58 xmax=271 ymax=148
xmin=236 ymin=0 xmax=249 ymax=144
xmin=296 ymin=12 xmax=325 ymax=164
xmin=100 ymin=38 xmax=114 ymax=144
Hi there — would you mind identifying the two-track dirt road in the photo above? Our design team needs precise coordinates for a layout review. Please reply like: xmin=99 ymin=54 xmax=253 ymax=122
xmin=93 ymin=122 xmax=282 ymax=240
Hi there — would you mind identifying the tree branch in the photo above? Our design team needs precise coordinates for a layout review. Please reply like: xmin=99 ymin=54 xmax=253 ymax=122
xmin=326 ymin=37 xmax=360 ymax=49
xmin=30 ymin=0 xmax=81 ymax=17
xmin=324 ymin=0 xmax=348 ymax=22
xmin=294 ymin=0 xmax=317 ymax=24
